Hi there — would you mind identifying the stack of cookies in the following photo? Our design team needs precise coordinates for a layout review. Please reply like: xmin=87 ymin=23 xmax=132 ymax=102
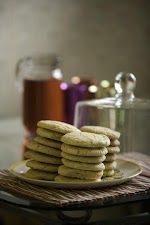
xmin=24 ymin=120 xmax=80 ymax=180
xmin=80 ymin=126 xmax=120 ymax=177
xmin=55 ymin=131 xmax=110 ymax=182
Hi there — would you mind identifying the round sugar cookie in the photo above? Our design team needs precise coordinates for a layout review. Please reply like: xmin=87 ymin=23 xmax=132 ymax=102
xmin=25 ymin=169 xmax=57 ymax=181
xmin=103 ymin=169 xmax=115 ymax=177
xmin=26 ymin=141 xmax=62 ymax=157
xmin=26 ymin=160 xmax=59 ymax=172
xmin=61 ymin=143 xmax=108 ymax=156
xmin=110 ymin=139 xmax=120 ymax=146
xmin=58 ymin=165 xmax=103 ymax=180
xmin=61 ymin=131 xmax=110 ymax=147
xmin=24 ymin=150 xmax=62 ymax=165
xmin=104 ymin=161 xmax=117 ymax=170
xmin=62 ymin=158 xmax=105 ymax=171
xmin=107 ymin=146 xmax=120 ymax=153
xmin=105 ymin=153 xmax=116 ymax=162
xmin=80 ymin=126 xmax=120 ymax=139
xmin=34 ymin=136 xmax=62 ymax=149
xmin=37 ymin=120 xmax=80 ymax=134
xmin=61 ymin=152 xmax=106 ymax=163
xmin=54 ymin=175 xmax=101 ymax=182
xmin=37 ymin=128 xmax=62 ymax=141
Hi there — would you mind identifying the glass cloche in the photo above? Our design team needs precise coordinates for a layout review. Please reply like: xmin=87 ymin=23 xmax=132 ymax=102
xmin=74 ymin=72 xmax=150 ymax=155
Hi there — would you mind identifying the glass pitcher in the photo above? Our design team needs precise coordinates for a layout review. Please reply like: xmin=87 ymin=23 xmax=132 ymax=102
xmin=74 ymin=72 xmax=150 ymax=155
xmin=16 ymin=54 xmax=63 ymax=156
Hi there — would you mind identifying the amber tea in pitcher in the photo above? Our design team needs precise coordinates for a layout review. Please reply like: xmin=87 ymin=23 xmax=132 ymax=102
xmin=23 ymin=79 xmax=63 ymax=137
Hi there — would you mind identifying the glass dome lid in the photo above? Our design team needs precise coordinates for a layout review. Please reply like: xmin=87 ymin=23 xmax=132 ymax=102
xmin=74 ymin=72 xmax=150 ymax=155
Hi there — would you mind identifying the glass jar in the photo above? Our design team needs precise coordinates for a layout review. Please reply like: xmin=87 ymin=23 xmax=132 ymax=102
xmin=74 ymin=72 xmax=150 ymax=155
xmin=16 ymin=54 xmax=63 ymax=156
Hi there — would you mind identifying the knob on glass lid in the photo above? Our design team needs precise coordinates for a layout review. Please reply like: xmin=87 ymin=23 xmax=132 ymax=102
xmin=114 ymin=71 xmax=136 ymax=107
xmin=114 ymin=72 xmax=150 ymax=108
xmin=115 ymin=72 xmax=136 ymax=97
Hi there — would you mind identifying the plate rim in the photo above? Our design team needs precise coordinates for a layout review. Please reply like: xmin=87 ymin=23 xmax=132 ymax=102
xmin=9 ymin=158 xmax=142 ymax=188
